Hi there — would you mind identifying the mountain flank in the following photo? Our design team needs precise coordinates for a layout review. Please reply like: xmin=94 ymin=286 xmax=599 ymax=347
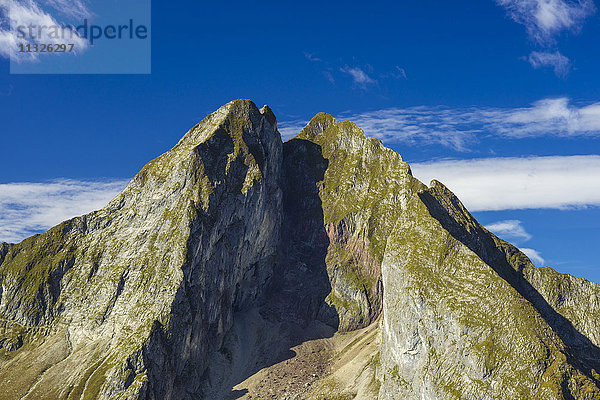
xmin=1 ymin=100 xmax=599 ymax=399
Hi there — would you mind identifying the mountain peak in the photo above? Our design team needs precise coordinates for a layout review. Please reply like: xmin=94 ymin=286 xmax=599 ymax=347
xmin=259 ymin=104 xmax=277 ymax=129
xmin=176 ymin=99 xmax=271 ymax=147
xmin=297 ymin=112 xmax=336 ymax=141
xmin=1 ymin=101 xmax=599 ymax=400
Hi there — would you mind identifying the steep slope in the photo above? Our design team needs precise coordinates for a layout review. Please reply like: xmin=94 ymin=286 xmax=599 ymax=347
xmin=285 ymin=113 xmax=600 ymax=399
xmin=378 ymin=179 xmax=600 ymax=399
xmin=0 ymin=100 xmax=283 ymax=399
xmin=1 ymin=101 xmax=599 ymax=400
xmin=293 ymin=114 xmax=410 ymax=332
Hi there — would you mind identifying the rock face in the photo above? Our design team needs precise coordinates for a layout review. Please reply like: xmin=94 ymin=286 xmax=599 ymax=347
xmin=379 ymin=180 xmax=600 ymax=399
xmin=1 ymin=100 xmax=599 ymax=399
xmin=0 ymin=100 xmax=283 ymax=399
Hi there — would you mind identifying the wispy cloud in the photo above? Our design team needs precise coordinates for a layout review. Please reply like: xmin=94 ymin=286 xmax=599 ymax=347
xmin=279 ymin=97 xmax=600 ymax=148
xmin=490 ymin=97 xmax=600 ymax=137
xmin=340 ymin=65 xmax=376 ymax=88
xmin=342 ymin=107 xmax=475 ymax=151
xmin=392 ymin=66 xmax=407 ymax=80
xmin=496 ymin=0 xmax=596 ymax=44
xmin=323 ymin=70 xmax=335 ymax=84
xmin=303 ymin=52 xmax=406 ymax=88
xmin=528 ymin=50 xmax=571 ymax=77
xmin=520 ymin=247 xmax=545 ymax=265
xmin=0 ymin=179 xmax=128 ymax=243
xmin=486 ymin=221 xmax=545 ymax=266
xmin=411 ymin=155 xmax=600 ymax=211
xmin=278 ymin=120 xmax=308 ymax=141
xmin=350 ymin=97 xmax=600 ymax=148
xmin=496 ymin=0 xmax=595 ymax=76
xmin=0 ymin=0 xmax=90 ymax=61
xmin=40 ymin=0 xmax=90 ymax=19
xmin=485 ymin=219 xmax=532 ymax=242
xmin=303 ymin=51 xmax=322 ymax=62
xmin=303 ymin=51 xmax=335 ymax=84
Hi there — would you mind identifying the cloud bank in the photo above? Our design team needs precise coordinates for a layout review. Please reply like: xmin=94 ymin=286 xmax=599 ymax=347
xmin=0 ymin=179 xmax=128 ymax=243
xmin=411 ymin=155 xmax=600 ymax=211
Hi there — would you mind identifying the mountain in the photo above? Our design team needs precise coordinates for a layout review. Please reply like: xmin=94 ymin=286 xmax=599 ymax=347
xmin=0 ymin=100 xmax=599 ymax=399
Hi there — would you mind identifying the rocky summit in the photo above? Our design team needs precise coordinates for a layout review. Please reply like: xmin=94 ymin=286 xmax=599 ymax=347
xmin=1 ymin=100 xmax=599 ymax=400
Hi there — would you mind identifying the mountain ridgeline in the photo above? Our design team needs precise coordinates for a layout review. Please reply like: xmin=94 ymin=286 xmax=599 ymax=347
xmin=0 ymin=100 xmax=599 ymax=399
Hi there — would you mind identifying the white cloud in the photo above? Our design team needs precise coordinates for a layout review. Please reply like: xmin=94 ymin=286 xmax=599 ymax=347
xmin=485 ymin=220 xmax=532 ymax=242
xmin=528 ymin=50 xmax=571 ymax=77
xmin=411 ymin=155 xmax=600 ymax=211
xmin=0 ymin=0 xmax=89 ymax=61
xmin=520 ymin=247 xmax=545 ymax=265
xmin=490 ymin=97 xmax=600 ymax=137
xmin=496 ymin=0 xmax=596 ymax=44
xmin=278 ymin=97 xmax=600 ymax=149
xmin=0 ymin=179 xmax=128 ymax=243
xmin=340 ymin=65 xmax=376 ymax=87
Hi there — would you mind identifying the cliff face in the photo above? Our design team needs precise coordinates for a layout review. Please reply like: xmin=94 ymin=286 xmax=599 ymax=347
xmin=378 ymin=180 xmax=600 ymax=399
xmin=289 ymin=113 xmax=600 ymax=399
xmin=0 ymin=100 xmax=599 ymax=400
xmin=0 ymin=100 xmax=283 ymax=399
xmin=293 ymin=114 xmax=404 ymax=332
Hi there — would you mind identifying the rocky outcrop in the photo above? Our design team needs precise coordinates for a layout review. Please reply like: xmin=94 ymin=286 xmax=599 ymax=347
xmin=295 ymin=114 xmax=408 ymax=332
xmin=378 ymin=179 xmax=600 ymax=399
xmin=0 ymin=100 xmax=283 ymax=399
xmin=284 ymin=113 xmax=600 ymax=399
xmin=0 ymin=100 xmax=599 ymax=400
xmin=0 ymin=242 xmax=10 ymax=264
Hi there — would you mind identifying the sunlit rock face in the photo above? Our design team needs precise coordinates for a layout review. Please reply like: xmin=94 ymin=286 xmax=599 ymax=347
xmin=0 ymin=100 xmax=284 ymax=399
xmin=1 ymin=100 xmax=599 ymax=400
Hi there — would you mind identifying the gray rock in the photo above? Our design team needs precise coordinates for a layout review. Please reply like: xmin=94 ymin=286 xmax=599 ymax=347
xmin=1 ymin=101 xmax=599 ymax=400
xmin=0 ymin=100 xmax=283 ymax=399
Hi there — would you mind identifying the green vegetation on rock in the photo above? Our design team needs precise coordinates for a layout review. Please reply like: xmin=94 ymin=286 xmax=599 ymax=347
xmin=0 ymin=100 xmax=599 ymax=400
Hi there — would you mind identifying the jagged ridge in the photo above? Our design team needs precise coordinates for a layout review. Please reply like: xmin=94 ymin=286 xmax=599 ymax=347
xmin=0 ymin=100 xmax=599 ymax=400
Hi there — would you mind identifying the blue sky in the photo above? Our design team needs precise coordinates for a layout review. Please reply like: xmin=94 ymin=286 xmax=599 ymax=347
xmin=0 ymin=0 xmax=599 ymax=283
